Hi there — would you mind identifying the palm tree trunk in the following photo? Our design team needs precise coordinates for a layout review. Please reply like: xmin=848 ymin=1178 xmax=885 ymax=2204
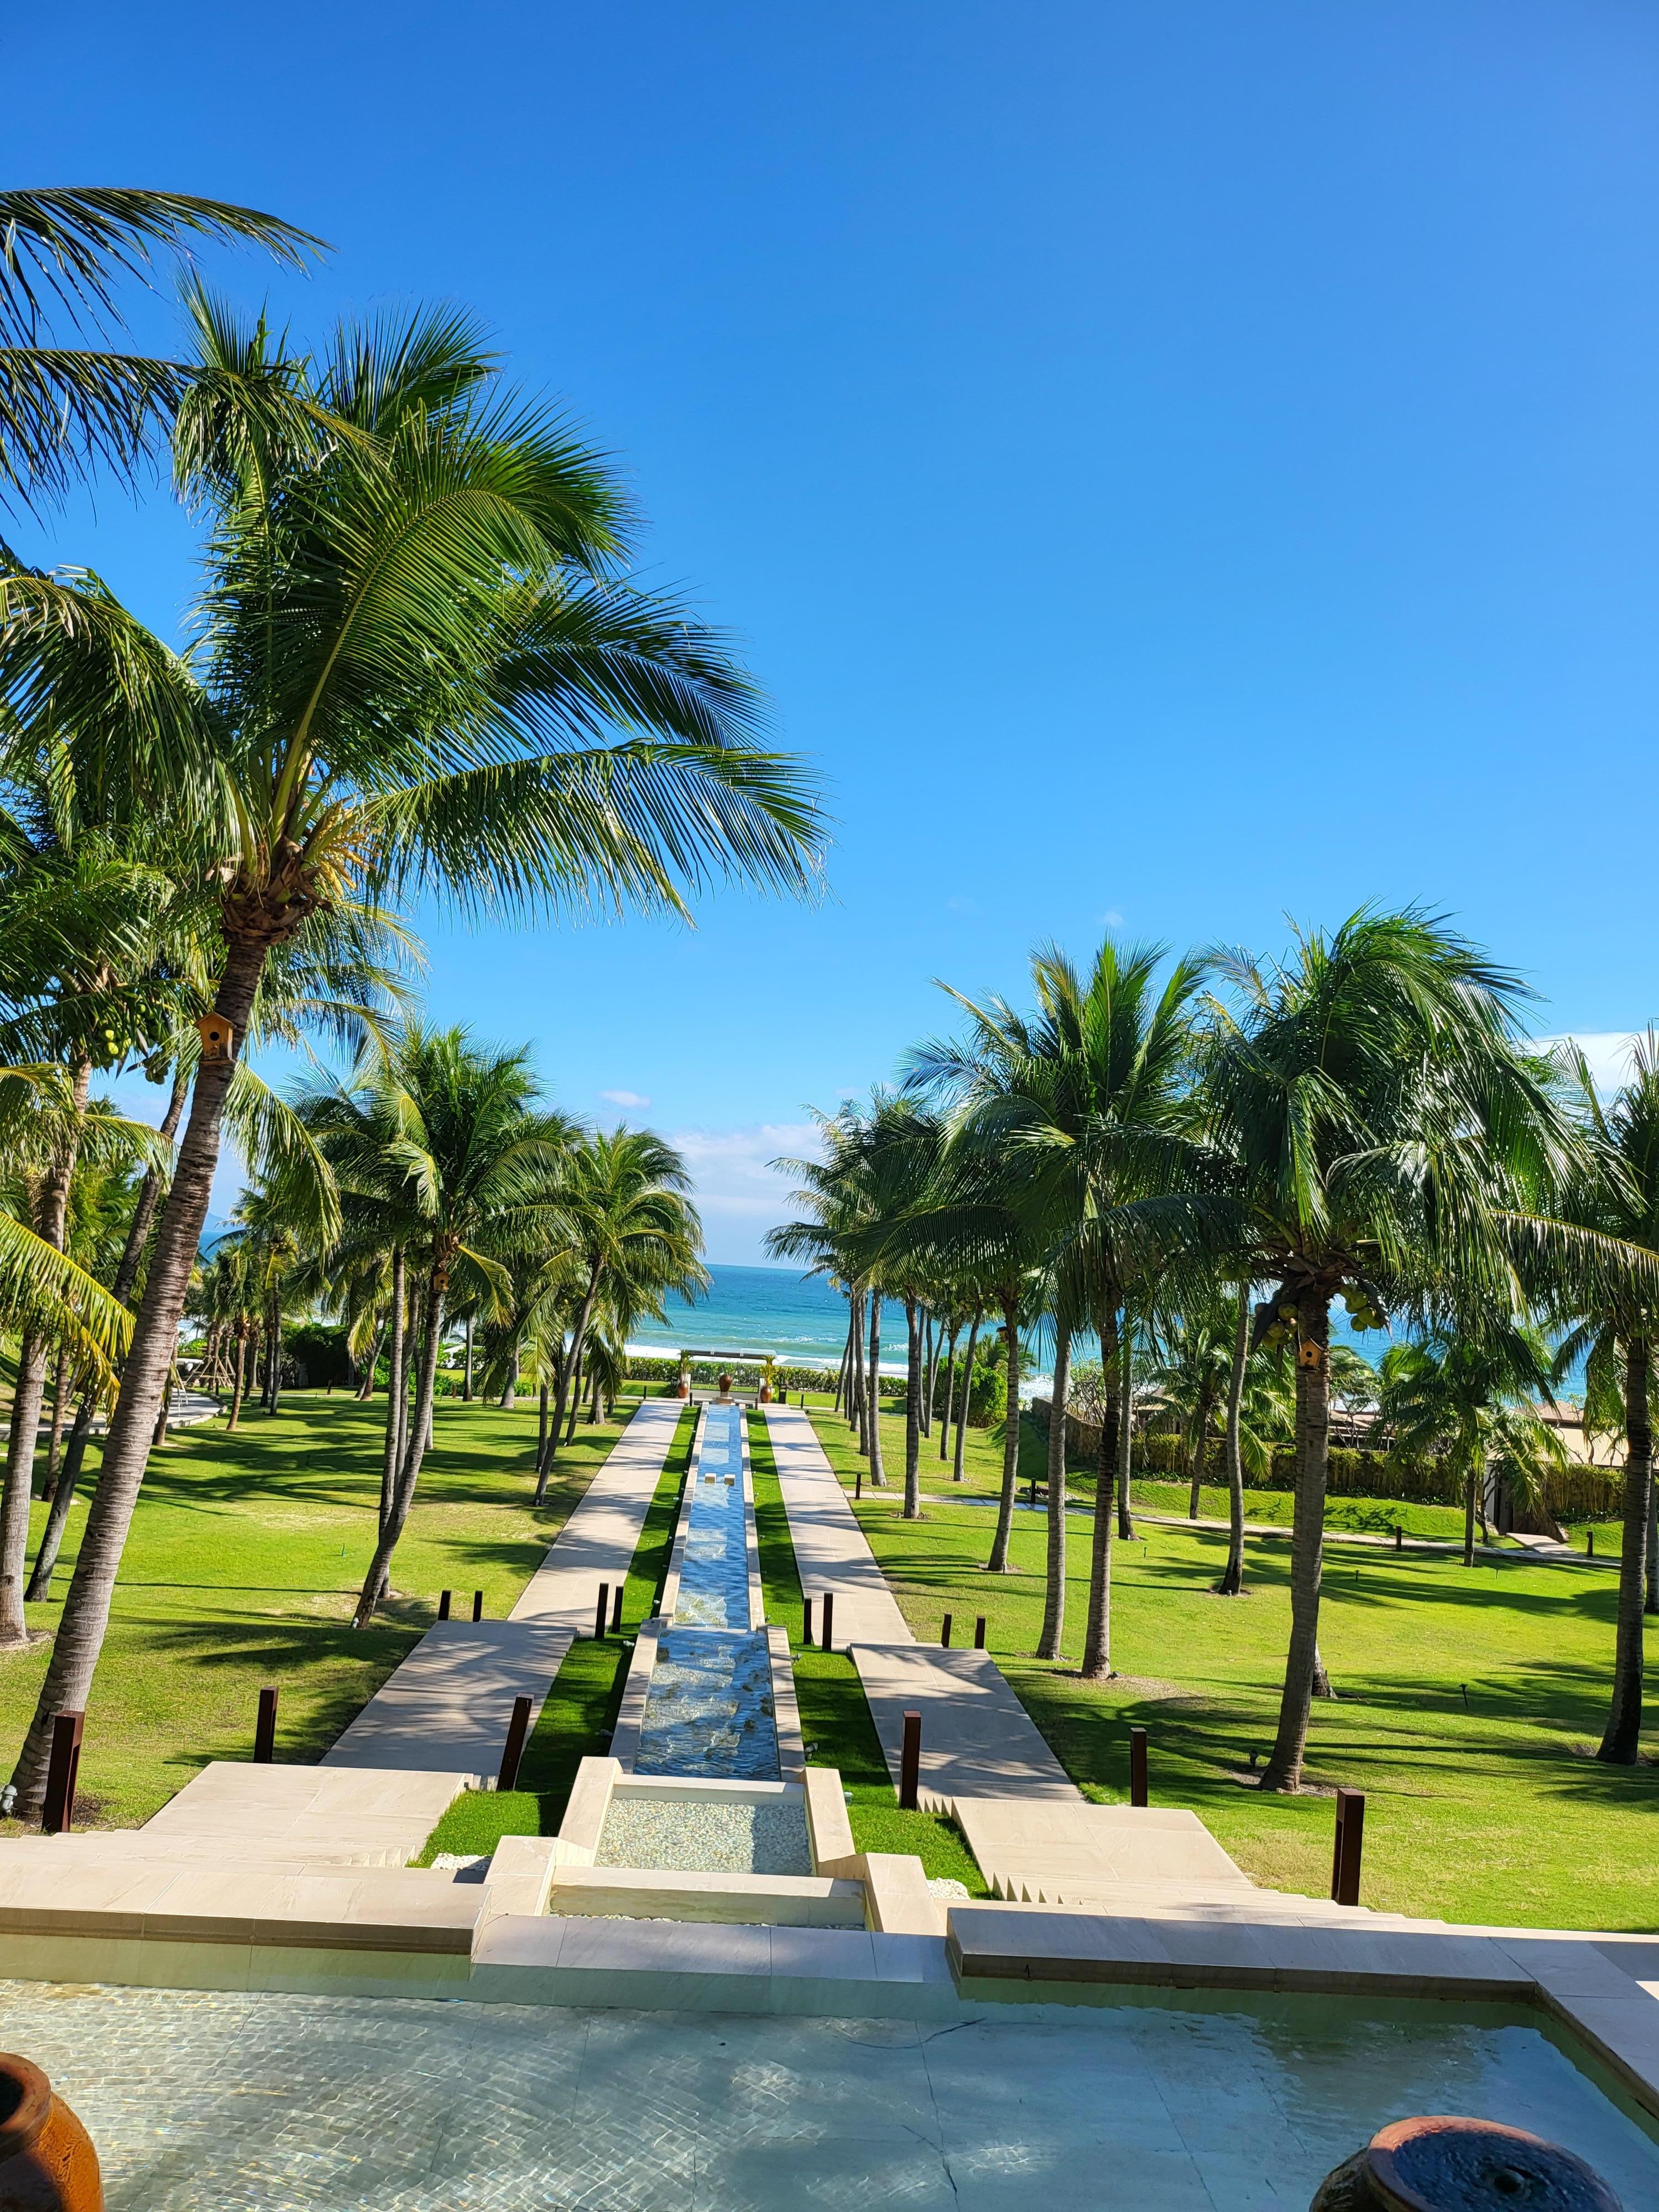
xmin=226 ymin=1332 xmax=246 ymax=1430
xmin=0 ymin=1052 xmax=93 ymax=1644
xmin=922 ymin=1311 xmax=941 ymax=1436
xmin=43 ymin=1346 xmax=69 ymax=1503
xmin=1463 ymin=1449 xmax=1478 ymax=1569
xmin=565 ymin=1345 xmax=584 ymax=1440
xmin=8 ymin=933 xmax=270 ymax=1818
xmin=1037 ymin=1322 xmax=1072 ymax=1658
xmin=867 ymin=1293 xmax=886 ymax=1486
xmin=833 ymin=1307 xmax=852 ymax=1415
xmin=1187 ymin=1386 xmax=1215 ymax=1518
xmin=538 ymin=1276 xmax=598 ymax=1500
xmin=355 ymin=1258 xmax=451 ymax=1626
xmin=463 ymin=1316 xmax=473 ymax=1402
xmin=987 ymin=1303 xmax=1022 ymax=1572
xmin=1081 ymin=1308 xmax=1121 ymax=1677
xmin=379 ymin=1249 xmax=406 ymax=1535
xmin=1260 ymin=1292 xmax=1333 ymax=1792
xmin=356 ymin=1317 xmax=384 ymax=1401
xmin=937 ymin=1323 xmax=958 ymax=1460
xmin=1647 ymin=1470 xmax=1658 ymax=1619
xmin=1116 ymin=1313 xmax=1136 ymax=1540
xmin=953 ymin=1312 xmax=980 ymax=1483
xmin=266 ymin=1296 xmax=282 ymax=1415
xmin=538 ymin=1382 xmax=549 ymax=1463
xmin=902 ymin=1298 xmax=922 ymax=1520
xmin=1598 ymin=1334 xmax=1652 ymax=1764
xmin=24 ymin=1378 xmax=95 ymax=1604
xmin=1215 ymin=1287 xmax=1249 ymax=1597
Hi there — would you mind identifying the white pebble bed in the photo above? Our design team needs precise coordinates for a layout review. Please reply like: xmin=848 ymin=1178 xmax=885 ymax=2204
xmin=596 ymin=1796 xmax=813 ymax=1875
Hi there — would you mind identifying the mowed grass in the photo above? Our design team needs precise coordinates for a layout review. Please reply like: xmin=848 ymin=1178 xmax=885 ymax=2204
xmin=811 ymin=1407 xmax=1659 ymax=1932
xmin=0 ymin=1389 xmax=659 ymax=1828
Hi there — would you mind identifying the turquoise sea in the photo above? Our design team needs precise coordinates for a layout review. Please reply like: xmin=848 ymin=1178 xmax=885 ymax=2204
xmin=629 ymin=1264 xmax=852 ymax=1367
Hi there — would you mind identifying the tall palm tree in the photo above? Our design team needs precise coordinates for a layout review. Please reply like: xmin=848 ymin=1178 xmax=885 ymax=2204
xmin=1550 ymin=1035 xmax=1659 ymax=1764
xmin=1378 ymin=1320 xmax=1563 ymax=1567
xmin=1200 ymin=909 xmax=1630 ymax=1792
xmin=534 ymin=1125 xmax=703 ymax=1498
xmin=911 ymin=938 xmax=1208 ymax=1669
xmin=1 ymin=186 xmax=318 ymax=512
xmin=0 ymin=302 xmax=822 ymax=1816
xmin=333 ymin=1026 xmax=571 ymax=1622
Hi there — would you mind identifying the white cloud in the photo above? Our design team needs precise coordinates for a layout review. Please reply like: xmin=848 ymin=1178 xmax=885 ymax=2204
xmin=1095 ymin=908 xmax=1125 ymax=928
xmin=946 ymin=895 xmax=978 ymax=915
xmin=669 ymin=1120 xmax=822 ymax=1226
xmin=1537 ymin=1032 xmax=1652 ymax=1095
xmin=598 ymin=1088 xmax=651 ymax=1108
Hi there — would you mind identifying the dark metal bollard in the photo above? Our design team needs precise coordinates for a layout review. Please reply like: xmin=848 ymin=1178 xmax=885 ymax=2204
xmin=473 ymin=1590 xmax=484 ymax=1622
xmin=437 ymin=1589 xmax=452 ymax=1620
xmin=497 ymin=1694 xmax=533 ymax=1792
xmin=974 ymin=1615 xmax=987 ymax=1649
xmin=1588 ymin=1528 xmax=1595 ymax=1558
xmin=254 ymin=1685 xmax=278 ymax=1764
xmin=899 ymin=1709 xmax=922 ymax=1810
xmin=1332 ymin=1787 xmax=1365 ymax=1906
xmin=803 ymin=1597 xmax=815 ymax=1648
xmin=1129 ymin=1724 xmax=1148 ymax=1808
xmin=821 ymin=1592 xmax=834 ymax=1652
xmin=1308 ymin=2115 xmax=1619 ymax=2211
xmin=855 ymin=1464 xmax=862 ymax=1500
xmin=612 ymin=1583 xmax=624 ymax=1633
xmin=41 ymin=1710 xmax=84 ymax=1835
xmin=595 ymin=1582 xmax=609 ymax=1639
xmin=941 ymin=1613 xmax=952 ymax=1647
xmin=1395 ymin=1525 xmax=1402 ymax=1552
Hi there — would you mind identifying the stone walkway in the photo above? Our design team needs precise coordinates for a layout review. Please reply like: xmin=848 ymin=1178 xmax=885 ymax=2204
xmin=763 ymin=1406 xmax=1086 ymax=1812
xmin=760 ymin=1404 xmax=912 ymax=1646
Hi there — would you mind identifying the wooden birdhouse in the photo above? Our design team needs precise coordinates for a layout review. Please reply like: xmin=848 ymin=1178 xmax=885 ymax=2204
xmin=196 ymin=1013 xmax=235 ymax=1064
xmin=1296 ymin=1339 xmax=1324 ymax=1371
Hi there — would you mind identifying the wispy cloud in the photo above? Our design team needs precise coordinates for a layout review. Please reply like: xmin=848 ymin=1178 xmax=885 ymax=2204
xmin=669 ymin=1120 xmax=822 ymax=1225
xmin=598 ymin=1088 xmax=651 ymax=1108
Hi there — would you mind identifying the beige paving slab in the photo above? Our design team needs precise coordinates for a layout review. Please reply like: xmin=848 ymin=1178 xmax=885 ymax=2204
xmin=510 ymin=1395 xmax=684 ymax=1624
xmin=761 ymin=1405 xmax=912 ymax=1646
xmin=322 ymin=1619 xmax=572 ymax=1777
xmin=953 ymin=1797 xmax=1249 ymax=1899
xmin=138 ymin=1759 xmax=468 ymax=1864
xmin=852 ymin=1644 xmax=1081 ymax=1804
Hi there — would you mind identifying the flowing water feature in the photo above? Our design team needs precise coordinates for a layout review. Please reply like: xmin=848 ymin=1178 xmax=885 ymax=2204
xmin=630 ymin=1403 xmax=785 ymax=1786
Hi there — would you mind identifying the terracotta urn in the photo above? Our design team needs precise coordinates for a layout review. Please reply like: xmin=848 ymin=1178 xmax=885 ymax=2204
xmin=0 ymin=2054 xmax=102 ymax=2211
xmin=1309 ymin=2115 xmax=1620 ymax=2211
xmin=758 ymin=1381 xmax=773 ymax=1404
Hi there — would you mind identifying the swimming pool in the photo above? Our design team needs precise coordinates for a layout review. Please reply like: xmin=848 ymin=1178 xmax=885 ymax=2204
xmin=6 ymin=1980 xmax=1656 ymax=2209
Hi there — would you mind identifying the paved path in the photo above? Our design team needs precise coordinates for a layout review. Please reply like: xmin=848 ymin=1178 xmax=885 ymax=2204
xmin=853 ymin=1645 xmax=1080 ymax=1806
xmin=324 ymin=1620 xmax=574 ymax=1780
xmin=510 ymin=1396 xmax=684 ymax=1625
xmin=760 ymin=1405 xmax=911 ymax=1646
xmin=763 ymin=1407 xmax=1086 ymax=1807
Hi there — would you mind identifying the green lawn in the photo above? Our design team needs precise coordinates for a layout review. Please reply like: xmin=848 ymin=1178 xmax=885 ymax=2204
xmin=810 ymin=1408 xmax=1659 ymax=1932
xmin=0 ymin=1389 xmax=662 ymax=1829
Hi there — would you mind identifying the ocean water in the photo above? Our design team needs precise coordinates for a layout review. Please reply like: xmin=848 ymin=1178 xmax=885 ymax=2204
xmin=630 ymin=1264 xmax=852 ymax=1366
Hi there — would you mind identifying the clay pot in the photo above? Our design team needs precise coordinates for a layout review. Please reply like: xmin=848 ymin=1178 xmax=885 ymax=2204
xmin=0 ymin=2054 xmax=102 ymax=2211
xmin=758 ymin=1383 xmax=773 ymax=1404
xmin=1308 ymin=2116 xmax=1620 ymax=2211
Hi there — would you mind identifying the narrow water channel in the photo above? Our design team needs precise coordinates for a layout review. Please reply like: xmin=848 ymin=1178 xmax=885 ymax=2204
xmin=632 ymin=1404 xmax=782 ymax=1780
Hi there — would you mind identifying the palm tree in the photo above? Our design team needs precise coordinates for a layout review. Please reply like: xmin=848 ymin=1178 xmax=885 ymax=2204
xmin=1 ymin=187 xmax=317 ymax=511
xmin=534 ymin=1125 xmax=703 ymax=1498
xmin=911 ymin=938 xmax=1208 ymax=1670
xmin=1200 ymin=909 xmax=1629 ymax=1792
xmin=1146 ymin=1295 xmax=1239 ymax=1519
xmin=0 ymin=301 xmax=823 ymax=1817
xmin=1550 ymin=1035 xmax=1659 ymax=1763
xmin=335 ymin=1026 xmax=571 ymax=1622
xmin=1378 ymin=1320 xmax=1563 ymax=1567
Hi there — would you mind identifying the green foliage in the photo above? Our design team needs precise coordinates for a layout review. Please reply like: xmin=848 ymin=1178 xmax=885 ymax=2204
xmin=284 ymin=1322 xmax=352 ymax=1388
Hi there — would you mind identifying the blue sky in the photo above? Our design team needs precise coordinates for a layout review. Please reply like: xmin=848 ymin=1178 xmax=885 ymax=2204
xmin=15 ymin=1 xmax=1659 ymax=1258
